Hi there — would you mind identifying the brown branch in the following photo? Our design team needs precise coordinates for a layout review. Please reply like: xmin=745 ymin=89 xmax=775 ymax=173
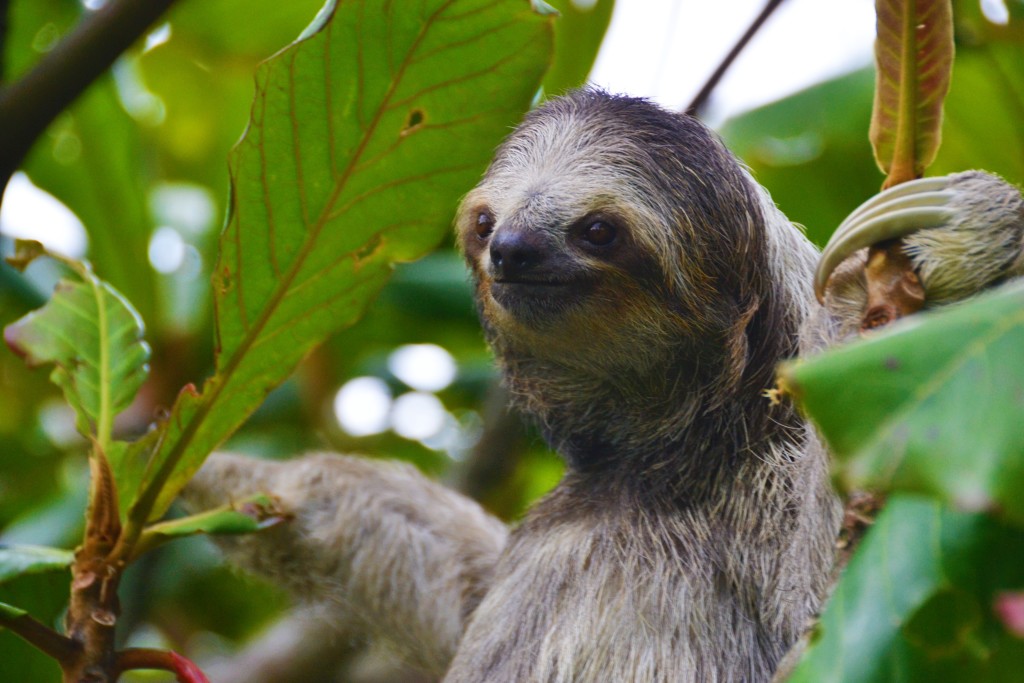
xmin=0 ymin=0 xmax=180 ymax=191
xmin=0 ymin=610 xmax=80 ymax=665
xmin=684 ymin=0 xmax=787 ymax=119
xmin=57 ymin=449 xmax=127 ymax=682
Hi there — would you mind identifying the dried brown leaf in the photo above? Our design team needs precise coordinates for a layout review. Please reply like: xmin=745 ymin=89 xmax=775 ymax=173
xmin=870 ymin=0 xmax=954 ymax=188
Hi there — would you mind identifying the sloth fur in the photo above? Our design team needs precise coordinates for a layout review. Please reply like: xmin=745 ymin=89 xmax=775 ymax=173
xmin=184 ymin=89 xmax=1024 ymax=682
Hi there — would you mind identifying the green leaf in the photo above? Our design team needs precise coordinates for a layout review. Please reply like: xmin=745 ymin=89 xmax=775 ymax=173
xmin=931 ymin=40 xmax=1024 ymax=187
xmin=780 ymin=282 xmax=1024 ymax=523
xmin=788 ymin=496 xmax=1024 ymax=682
xmin=3 ymin=247 xmax=151 ymax=447
xmin=870 ymin=0 xmax=954 ymax=188
xmin=132 ymin=494 xmax=287 ymax=559
xmin=0 ymin=545 xmax=73 ymax=585
xmin=120 ymin=0 xmax=553 ymax=523
xmin=543 ymin=0 xmax=614 ymax=97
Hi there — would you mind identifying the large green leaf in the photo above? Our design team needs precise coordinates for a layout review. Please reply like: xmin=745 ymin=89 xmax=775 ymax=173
xmin=780 ymin=282 xmax=1024 ymax=524
xmin=789 ymin=496 xmax=1024 ymax=682
xmin=121 ymin=0 xmax=553 ymax=523
xmin=0 ymin=545 xmax=73 ymax=585
xmin=4 ymin=247 xmax=150 ymax=447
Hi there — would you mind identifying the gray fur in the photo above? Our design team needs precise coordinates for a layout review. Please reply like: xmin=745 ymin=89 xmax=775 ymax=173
xmin=184 ymin=453 xmax=507 ymax=676
xmin=902 ymin=171 xmax=1024 ymax=304
xmin=446 ymin=89 xmax=839 ymax=682
xmin=183 ymin=90 xmax=1024 ymax=682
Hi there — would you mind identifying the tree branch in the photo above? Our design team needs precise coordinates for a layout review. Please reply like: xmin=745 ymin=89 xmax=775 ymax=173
xmin=0 ymin=0 xmax=179 ymax=192
xmin=684 ymin=0 xmax=786 ymax=118
xmin=0 ymin=609 xmax=80 ymax=665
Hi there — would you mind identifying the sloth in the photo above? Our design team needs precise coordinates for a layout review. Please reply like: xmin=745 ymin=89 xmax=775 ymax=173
xmin=184 ymin=89 xmax=1024 ymax=682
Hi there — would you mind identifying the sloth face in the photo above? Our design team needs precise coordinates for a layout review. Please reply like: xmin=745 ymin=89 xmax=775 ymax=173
xmin=458 ymin=197 xmax=643 ymax=325
xmin=455 ymin=90 xmax=804 ymax=453
xmin=456 ymin=104 xmax=677 ymax=353
xmin=456 ymin=89 xmax=775 ymax=385
xmin=456 ymin=178 xmax=672 ymax=377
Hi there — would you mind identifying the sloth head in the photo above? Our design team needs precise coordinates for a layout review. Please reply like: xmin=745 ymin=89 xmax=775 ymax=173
xmin=456 ymin=90 xmax=810 ymax=464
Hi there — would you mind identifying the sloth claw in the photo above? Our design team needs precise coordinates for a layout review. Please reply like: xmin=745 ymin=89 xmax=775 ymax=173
xmin=814 ymin=173 xmax=1024 ymax=303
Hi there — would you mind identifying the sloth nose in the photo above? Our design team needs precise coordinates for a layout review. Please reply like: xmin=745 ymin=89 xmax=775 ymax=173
xmin=489 ymin=230 xmax=545 ymax=280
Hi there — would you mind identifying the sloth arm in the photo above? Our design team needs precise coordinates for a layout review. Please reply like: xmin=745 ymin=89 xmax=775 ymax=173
xmin=802 ymin=170 xmax=1024 ymax=353
xmin=181 ymin=451 xmax=508 ymax=677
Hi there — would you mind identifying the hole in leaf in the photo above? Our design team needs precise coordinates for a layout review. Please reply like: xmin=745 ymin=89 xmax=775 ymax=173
xmin=216 ymin=266 xmax=234 ymax=294
xmin=354 ymin=235 xmax=384 ymax=264
xmin=402 ymin=109 xmax=426 ymax=136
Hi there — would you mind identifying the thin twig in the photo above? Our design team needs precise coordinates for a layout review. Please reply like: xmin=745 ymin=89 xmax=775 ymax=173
xmin=0 ymin=610 xmax=80 ymax=665
xmin=0 ymin=0 xmax=179 ymax=192
xmin=684 ymin=0 xmax=787 ymax=118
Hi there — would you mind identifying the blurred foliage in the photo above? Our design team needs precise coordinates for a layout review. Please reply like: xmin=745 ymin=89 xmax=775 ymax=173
xmin=720 ymin=0 xmax=1024 ymax=247
xmin=781 ymin=282 xmax=1024 ymax=523
xmin=790 ymin=496 xmax=1024 ymax=683
xmin=1 ymin=0 xmax=1023 ymax=681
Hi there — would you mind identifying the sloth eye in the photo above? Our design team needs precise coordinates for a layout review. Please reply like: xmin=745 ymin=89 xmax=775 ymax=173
xmin=581 ymin=220 xmax=617 ymax=246
xmin=475 ymin=211 xmax=495 ymax=239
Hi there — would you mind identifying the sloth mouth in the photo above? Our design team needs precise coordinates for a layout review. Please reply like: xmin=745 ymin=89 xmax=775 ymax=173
xmin=490 ymin=276 xmax=591 ymax=295
xmin=488 ymin=277 xmax=594 ymax=322
xmin=493 ymin=278 xmax=573 ymax=287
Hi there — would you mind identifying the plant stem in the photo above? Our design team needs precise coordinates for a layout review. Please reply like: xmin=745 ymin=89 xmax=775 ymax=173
xmin=58 ymin=451 xmax=124 ymax=682
xmin=0 ymin=0 xmax=180 ymax=194
xmin=62 ymin=552 xmax=122 ymax=683
xmin=0 ymin=610 xmax=80 ymax=664
xmin=684 ymin=0 xmax=787 ymax=118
